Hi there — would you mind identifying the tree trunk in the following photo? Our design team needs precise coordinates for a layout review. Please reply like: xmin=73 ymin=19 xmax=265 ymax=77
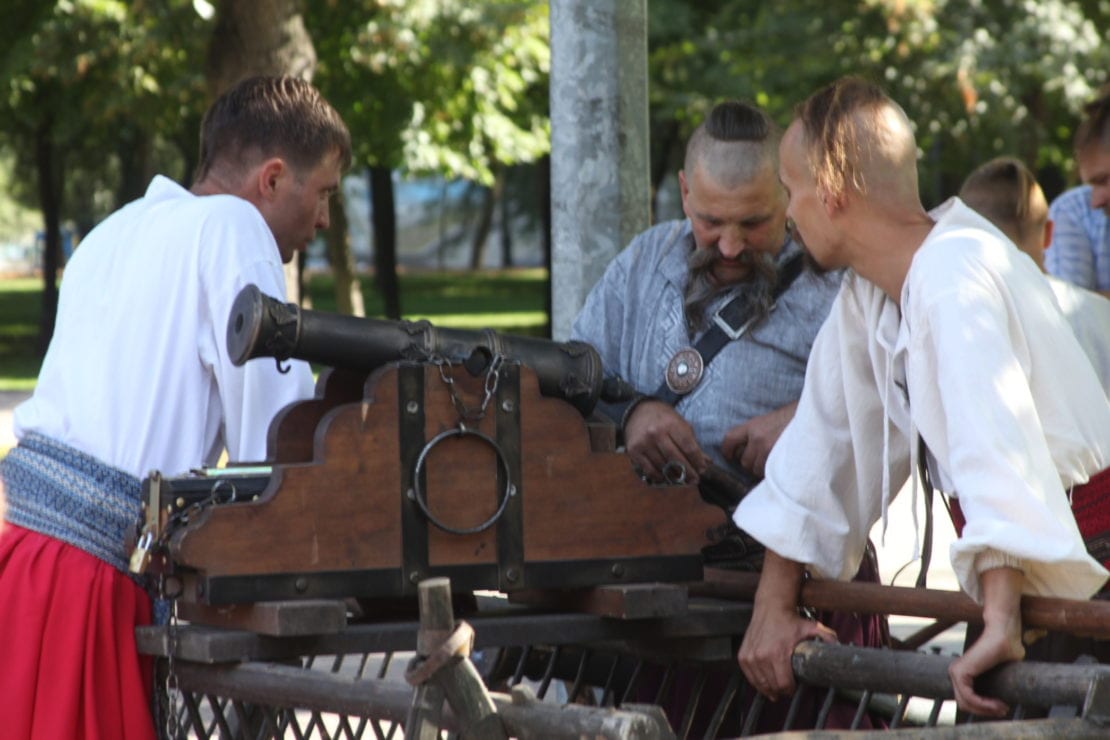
xmin=369 ymin=166 xmax=401 ymax=319
xmin=499 ymin=169 xmax=514 ymax=268
xmin=116 ymin=121 xmax=152 ymax=207
xmin=324 ymin=189 xmax=365 ymax=317
xmin=205 ymin=0 xmax=317 ymax=306
xmin=469 ymin=172 xmax=503 ymax=271
xmin=35 ymin=114 xmax=62 ymax=354
xmin=206 ymin=0 xmax=316 ymax=96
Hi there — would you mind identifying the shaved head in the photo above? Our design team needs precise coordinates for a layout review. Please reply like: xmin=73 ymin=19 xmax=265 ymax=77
xmin=684 ymin=101 xmax=780 ymax=188
xmin=794 ymin=77 xmax=920 ymax=206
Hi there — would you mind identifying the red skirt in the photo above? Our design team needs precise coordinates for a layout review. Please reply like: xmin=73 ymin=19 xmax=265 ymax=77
xmin=0 ymin=524 xmax=155 ymax=740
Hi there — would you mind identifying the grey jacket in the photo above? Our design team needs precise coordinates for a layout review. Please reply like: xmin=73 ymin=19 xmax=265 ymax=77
xmin=571 ymin=219 xmax=843 ymax=472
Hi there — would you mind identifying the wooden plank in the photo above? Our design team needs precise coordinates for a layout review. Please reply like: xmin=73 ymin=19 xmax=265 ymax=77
xmin=508 ymin=583 xmax=689 ymax=619
xmin=408 ymin=578 xmax=507 ymax=740
xmin=697 ymin=568 xmax=1110 ymax=639
xmin=176 ymin=599 xmax=347 ymax=636
xmin=136 ymin=600 xmax=753 ymax=664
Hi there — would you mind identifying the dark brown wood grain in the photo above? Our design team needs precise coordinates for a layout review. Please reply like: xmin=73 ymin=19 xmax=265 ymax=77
xmin=170 ymin=363 xmax=726 ymax=584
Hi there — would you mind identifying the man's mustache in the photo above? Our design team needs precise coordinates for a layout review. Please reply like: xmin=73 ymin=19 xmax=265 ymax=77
xmin=689 ymin=245 xmax=768 ymax=273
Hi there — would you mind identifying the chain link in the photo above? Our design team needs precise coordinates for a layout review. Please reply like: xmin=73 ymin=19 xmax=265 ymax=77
xmin=153 ymin=481 xmax=228 ymax=739
xmin=435 ymin=353 xmax=504 ymax=427
xmin=161 ymin=576 xmax=180 ymax=740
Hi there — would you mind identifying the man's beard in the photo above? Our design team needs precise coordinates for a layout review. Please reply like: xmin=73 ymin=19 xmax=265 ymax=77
xmin=683 ymin=247 xmax=778 ymax=338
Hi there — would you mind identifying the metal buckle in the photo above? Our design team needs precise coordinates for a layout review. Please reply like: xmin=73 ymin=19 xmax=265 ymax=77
xmin=712 ymin=302 xmax=776 ymax=341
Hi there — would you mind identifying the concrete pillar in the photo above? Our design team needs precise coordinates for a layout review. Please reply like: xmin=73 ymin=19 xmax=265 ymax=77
xmin=549 ymin=0 xmax=650 ymax=340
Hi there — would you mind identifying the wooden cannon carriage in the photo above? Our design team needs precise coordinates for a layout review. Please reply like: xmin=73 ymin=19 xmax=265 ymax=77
xmin=130 ymin=284 xmax=732 ymax=610
xmin=130 ymin=286 xmax=1110 ymax=738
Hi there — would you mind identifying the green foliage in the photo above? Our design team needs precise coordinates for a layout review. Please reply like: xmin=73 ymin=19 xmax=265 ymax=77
xmin=647 ymin=0 xmax=1109 ymax=204
xmin=306 ymin=0 xmax=550 ymax=184
xmin=0 ymin=0 xmax=209 ymax=222
xmin=1 ymin=0 xmax=1106 ymax=241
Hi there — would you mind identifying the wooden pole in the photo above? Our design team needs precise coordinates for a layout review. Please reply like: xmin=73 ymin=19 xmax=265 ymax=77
xmin=694 ymin=569 xmax=1110 ymax=640
xmin=792 ymin=641 xmax=1110 ymax=708
xmin=171 ymin=661 xmax=677 ymax=739
xmin=406 ymin=577 xmax=507 ymax=740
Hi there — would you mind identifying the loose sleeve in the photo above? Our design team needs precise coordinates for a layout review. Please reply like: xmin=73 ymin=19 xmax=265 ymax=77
xmin=907 ymin=260 xmax=1107 ymax=602
xmin=198 ymin=203 xmax=315 ymax=464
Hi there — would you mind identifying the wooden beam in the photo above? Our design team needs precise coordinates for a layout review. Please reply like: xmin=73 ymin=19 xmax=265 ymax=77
xmin=176 ymin=599 xmax=347 ymax=636
xmin=695 ymin=568 xmax=1110 ymax=640
xmin=508 ymin=583 xmax=689 ymax=619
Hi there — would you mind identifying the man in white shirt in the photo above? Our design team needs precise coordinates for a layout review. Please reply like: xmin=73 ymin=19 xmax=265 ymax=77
xmin=959 ymin=155 xmax=1110 ymax=396
xmin=735 ymin=77 xmax=1110 ymax=719
xmin=0 ymin=76 xmax=350 ymax=740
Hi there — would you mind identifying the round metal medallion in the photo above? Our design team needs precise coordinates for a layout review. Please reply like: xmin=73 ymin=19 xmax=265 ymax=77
xmin=665 ymin=347 xmax=704 ymax=395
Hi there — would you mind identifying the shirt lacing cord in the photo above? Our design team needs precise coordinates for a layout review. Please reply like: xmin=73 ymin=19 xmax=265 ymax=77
xmin=879 ymin=349 xmax=922 ymax=567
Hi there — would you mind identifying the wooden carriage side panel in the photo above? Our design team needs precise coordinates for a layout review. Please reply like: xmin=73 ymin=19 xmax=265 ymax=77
xmin=513 ymin=370 xmax=725 ymax=562
xmin=171 ymin=368 xmax=404 ymax=576
xmin=416 ymin=366 xmax=726 ymax=567
xmin=266 ymin=367 xmax=371 ymax=463
xmin=167 ymin=362 xmax=725 ymax=587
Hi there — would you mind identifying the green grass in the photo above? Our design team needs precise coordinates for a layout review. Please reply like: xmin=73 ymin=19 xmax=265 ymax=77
xmin=307 ymin=268 xmax=549 ymax=334
xmin=0 ymin=270 xmax=550 ymax=391
xmin=0 ymin=278 xmax=44 ymax=391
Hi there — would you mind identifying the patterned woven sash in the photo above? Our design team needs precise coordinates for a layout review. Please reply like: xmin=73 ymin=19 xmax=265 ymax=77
xmin=0 ymin=432 xmax=141 ymax=574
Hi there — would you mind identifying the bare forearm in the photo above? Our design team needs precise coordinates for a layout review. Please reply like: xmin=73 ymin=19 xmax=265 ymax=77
xmin=755 ymin=549 xmax=807 ymax=610
xmin=740 ymin=549 xmax=836 ymax=700
xmin=948 ymin=566 xmax=1026 ymax=717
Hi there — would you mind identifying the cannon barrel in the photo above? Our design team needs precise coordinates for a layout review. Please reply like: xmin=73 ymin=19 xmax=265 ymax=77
xmin=227 ymin=284 xmax=605 ymax=416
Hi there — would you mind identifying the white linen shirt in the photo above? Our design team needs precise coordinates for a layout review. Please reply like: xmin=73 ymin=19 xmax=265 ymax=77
xmin=735 ymin=198 xmax=1110 ymax=603
xmin=13 ymin=176 xmax=315 ymax=479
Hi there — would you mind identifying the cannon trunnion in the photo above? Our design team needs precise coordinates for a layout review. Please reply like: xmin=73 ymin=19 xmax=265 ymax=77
xmin=134 ymin=287 xmax=727 ymax=608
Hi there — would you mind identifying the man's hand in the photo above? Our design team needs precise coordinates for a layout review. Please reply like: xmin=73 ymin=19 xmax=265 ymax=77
xmin=722 ymin=401 xmax=798 ymax=477
xmin=737 ymin=551 xmax=838 ymax=701
xmin=948 ymin=566 xmax=1026 ymax=718
xmin=623 ymin=400 xmax=710 ymax=484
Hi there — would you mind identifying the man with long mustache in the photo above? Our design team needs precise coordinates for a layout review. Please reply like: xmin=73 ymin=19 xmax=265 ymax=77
xmin=572 ymin=100 xmax=840 ymax=491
